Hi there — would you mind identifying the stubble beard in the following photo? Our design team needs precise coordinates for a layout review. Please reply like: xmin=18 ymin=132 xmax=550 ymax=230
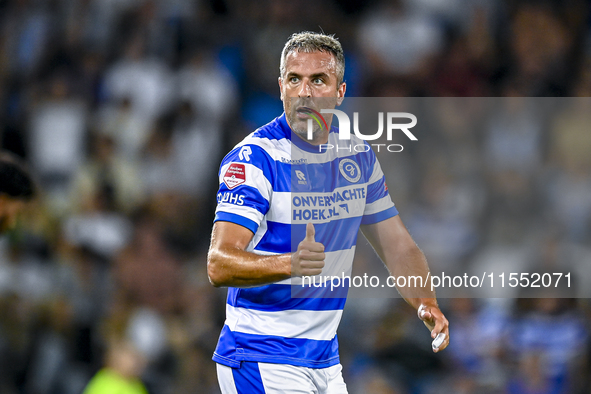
xmin=287 ymin=111 xmax=325 ymax=143
xmin=286 ymin=98 xmax=331 ymax=144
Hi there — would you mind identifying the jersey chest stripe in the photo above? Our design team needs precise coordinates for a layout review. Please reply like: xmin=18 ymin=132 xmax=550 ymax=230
xmin=226 ymin=305 xmax=342 ymax=341
xmin=214 ymin=326 xmax=340 ymax=369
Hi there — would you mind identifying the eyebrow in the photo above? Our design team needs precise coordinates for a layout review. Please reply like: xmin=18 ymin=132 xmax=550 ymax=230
xmin=286 ymin=72 xmax=330 ymax=80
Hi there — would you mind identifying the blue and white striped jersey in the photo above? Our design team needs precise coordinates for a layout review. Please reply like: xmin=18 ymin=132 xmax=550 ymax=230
xmin=212 ymin=113 xmax=398 ymax=369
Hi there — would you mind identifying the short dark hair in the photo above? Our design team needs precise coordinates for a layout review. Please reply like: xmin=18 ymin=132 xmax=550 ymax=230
xmin=280 ymin=31 xmax=345 ymax=85
xmin=0 ymin=152 xmax=36 ymax=200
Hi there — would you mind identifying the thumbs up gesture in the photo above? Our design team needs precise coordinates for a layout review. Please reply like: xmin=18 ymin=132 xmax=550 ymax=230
xmin=292 ymin=223 xmax=325 ymax=277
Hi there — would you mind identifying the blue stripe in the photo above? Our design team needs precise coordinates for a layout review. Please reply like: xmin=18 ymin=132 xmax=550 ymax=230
xmin=253 ymin=221 xmax=290 ymax=253
xmin=276 ymin=157 xmax=373 ymax=193
xmin=232 ymin=362 xmax=265 ymax=394
xmin=217 ymin=184 xmax=270 ymax=216
xmin=366 ymin=175 xmax=389 ymax=204
xmin=228 ymin=284 xmax=347 ymax=311
xmin=254 ymin=217 xmax=362 ymax=254
xmin=214 ymin=212 xmax=259 ymax=234
xmin=361 ymin=206 xmax=399 ymax=225
xmin=253 ymin=113 xmax=291 ymax=141
xmin=214 ymin=325 xmax=340 ymax=368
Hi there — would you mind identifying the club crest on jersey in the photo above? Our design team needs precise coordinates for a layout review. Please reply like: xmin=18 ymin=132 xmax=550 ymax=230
xmin=339 ymin=159 xmax=361 ymax=183
xmin=223 ymin=163 xmax=246 ymax=189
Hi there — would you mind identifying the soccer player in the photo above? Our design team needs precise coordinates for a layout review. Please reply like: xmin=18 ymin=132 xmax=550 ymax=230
xmin=0 ymin=152 xmax=36 ymax=233
xmin=207 ymin=32 xmax=449 ymax=393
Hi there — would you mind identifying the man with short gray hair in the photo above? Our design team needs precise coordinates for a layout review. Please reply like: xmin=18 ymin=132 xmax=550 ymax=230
xmin=279 ymin=32 xmax=346 ymax=86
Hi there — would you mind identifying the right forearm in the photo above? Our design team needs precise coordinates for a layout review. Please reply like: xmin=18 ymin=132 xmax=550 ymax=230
xmin=207 ymin=246 xmax=292 ymax=287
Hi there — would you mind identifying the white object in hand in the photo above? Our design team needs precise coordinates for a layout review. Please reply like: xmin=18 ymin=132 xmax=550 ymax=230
xmin=432 ymin=333 xmax=445 ymax=350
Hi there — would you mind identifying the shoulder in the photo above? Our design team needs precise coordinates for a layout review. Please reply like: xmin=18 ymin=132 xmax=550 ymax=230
xmin=219 ymin=118 xmax=291 ymax=183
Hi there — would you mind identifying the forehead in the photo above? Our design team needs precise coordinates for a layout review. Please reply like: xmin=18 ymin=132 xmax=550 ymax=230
xmin=283 ymin=50 xmax=337 ymax=78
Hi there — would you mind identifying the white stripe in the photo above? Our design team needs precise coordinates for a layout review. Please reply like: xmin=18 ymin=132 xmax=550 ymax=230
xmin=367 ymin=160 xmax=385 ymax=185
xmin=322 ymin=246 xmax=355 ymax=278
xmin=364 ymin=195 xmax=395 ymax=216
xmin=257 ymin=363 xmax=323 ymax=392
xmin=268 ymin=186 xmax=369 ymax=225
xmin=248 ymin=248 xmax=280 ymax=256
xmin=216 ymin=364 xmax=239 ymax=394
xmin=219 ymin=162 xmax=272 ymax=201
xmin=234 ymin=134 xmax=369 ymax=165
xmin=226 ymin=304 xmax=342 ymax=341
xmin=265 ymin=191 xmax=291 ymax=223
xmin=234 ymin=135 xmax=291 ymax=162
xmin=291 ymin=136 xmax=360 ymax=164
xmin=216 ymin=204 xmax=264 ymax=225
xmin=290 ymin=194 xmax=366 ymax=225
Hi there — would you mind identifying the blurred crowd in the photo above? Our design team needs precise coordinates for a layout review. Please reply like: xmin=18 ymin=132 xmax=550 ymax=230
xmin=0 ymin=0 xmax=590 ymax=393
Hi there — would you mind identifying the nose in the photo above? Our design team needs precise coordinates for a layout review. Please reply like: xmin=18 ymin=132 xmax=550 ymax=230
xmin=298 ymin=81 xmax=311 ymax=98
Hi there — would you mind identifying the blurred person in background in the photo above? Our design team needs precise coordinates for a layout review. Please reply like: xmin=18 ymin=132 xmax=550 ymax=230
xmin=103 ymin=35 xmax=174 ymax=123
xmin=68 ymin=130 xmax=145 ymax=213
xmin=0 ymin=152 xmax=36 ymax=233
xmin=27 ymin=73 xmax=87 ymax=208
xmin=95 ymin=97 xmax=151 ymax=162
xmin=82 ymin=338 xmax=148 ymax=394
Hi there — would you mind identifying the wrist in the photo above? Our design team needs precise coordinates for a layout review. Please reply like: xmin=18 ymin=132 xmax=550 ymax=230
xmin=417 ymin=298 xmax=439 ymax=310
xmin=282 ymin=253 xmax=295 ymax=277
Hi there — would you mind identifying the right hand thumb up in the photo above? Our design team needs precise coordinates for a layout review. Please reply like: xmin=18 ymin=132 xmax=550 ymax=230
xmin=292 ymin=222 xmax=325 ymax=277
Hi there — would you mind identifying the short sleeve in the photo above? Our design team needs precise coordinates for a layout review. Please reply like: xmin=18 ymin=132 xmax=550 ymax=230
xmin=362 ymin=155 xmax=398 ymax=225
xmin=214 ymin=144 xmax=274 ymax=234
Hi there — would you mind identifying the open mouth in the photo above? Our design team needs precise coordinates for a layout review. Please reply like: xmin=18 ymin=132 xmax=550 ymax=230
xmin=296 ymin=107 xmax=312 ymax=117
xmin=295 ymin=107 xmax=328 ymax=130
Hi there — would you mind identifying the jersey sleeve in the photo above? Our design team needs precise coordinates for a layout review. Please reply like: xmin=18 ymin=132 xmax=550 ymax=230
xmin=362 ymin=154 xmax=398 ymax=225
xmin=214 ymin=144 xmax=274 ymax=234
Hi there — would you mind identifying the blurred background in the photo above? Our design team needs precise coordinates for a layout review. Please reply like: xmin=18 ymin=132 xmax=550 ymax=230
xmin=0 ymin=0 xmax=590 ymax=393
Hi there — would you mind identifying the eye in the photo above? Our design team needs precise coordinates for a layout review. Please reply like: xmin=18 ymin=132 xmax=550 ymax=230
xmin=290 ymin=76 xmax=299 ymax=83
xmin=313 ymin=78 xmax=324 ymax=84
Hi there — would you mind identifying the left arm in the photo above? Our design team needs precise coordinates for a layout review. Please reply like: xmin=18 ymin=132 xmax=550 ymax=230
xmin=361 ymin=215 xmax=450 ymax=352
